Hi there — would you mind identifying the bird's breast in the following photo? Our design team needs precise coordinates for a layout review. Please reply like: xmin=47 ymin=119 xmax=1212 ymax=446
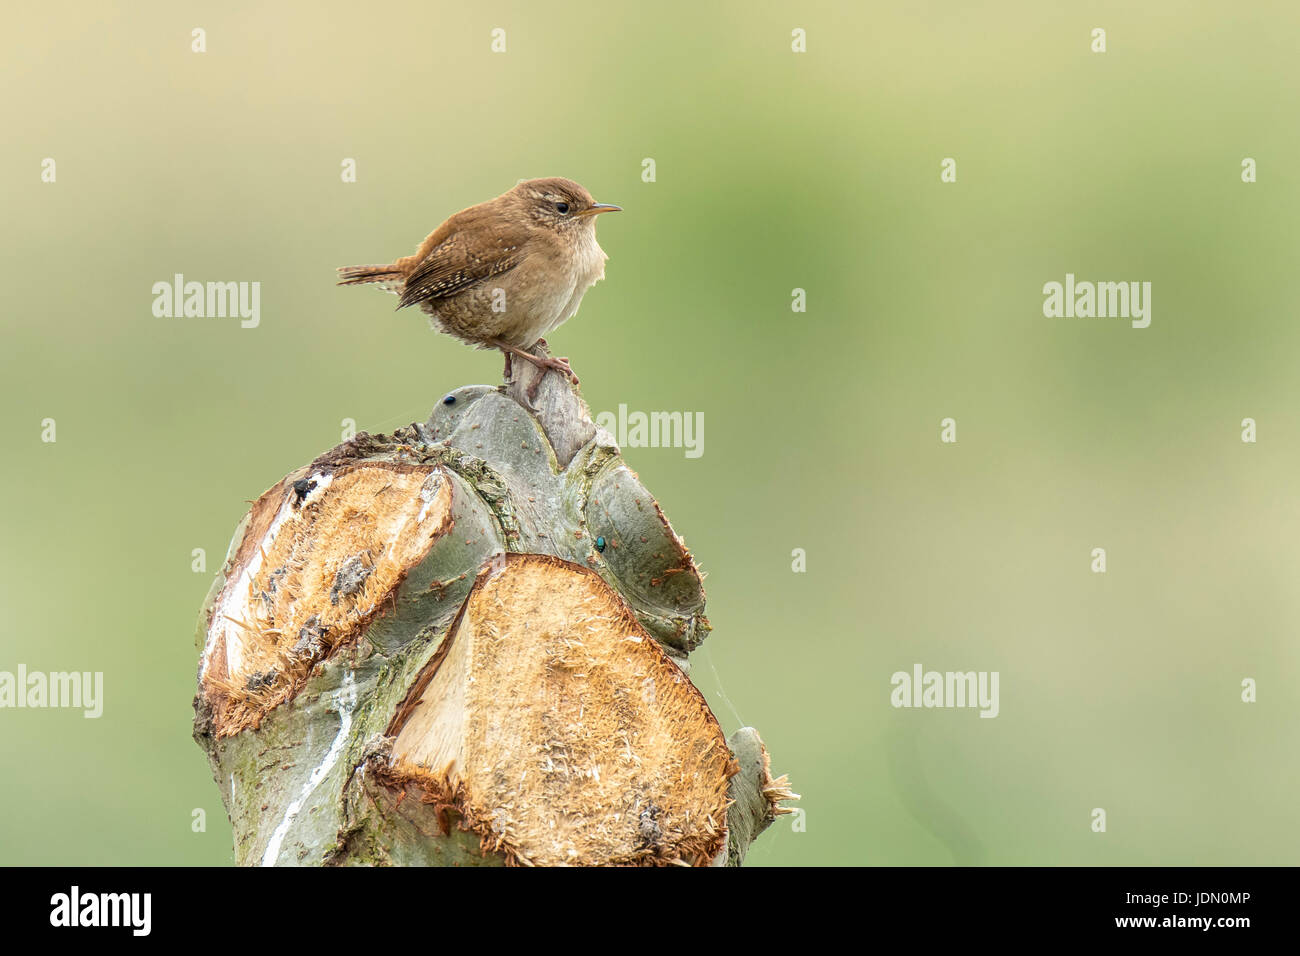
xmin=551 ymin=230 xmax=607 ymax=328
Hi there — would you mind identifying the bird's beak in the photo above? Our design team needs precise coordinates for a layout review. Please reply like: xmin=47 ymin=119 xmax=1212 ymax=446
xmin=579 ymin=203 xmax=622 ymax=217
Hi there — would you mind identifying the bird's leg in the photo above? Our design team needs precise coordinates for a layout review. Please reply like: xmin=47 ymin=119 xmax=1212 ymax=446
xmin=502 ymin=351 xmax=513 ymax=382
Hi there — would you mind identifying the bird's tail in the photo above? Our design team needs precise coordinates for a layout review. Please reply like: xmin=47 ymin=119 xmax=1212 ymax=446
xmin=336 ymin=263 xmax=404 ymax=293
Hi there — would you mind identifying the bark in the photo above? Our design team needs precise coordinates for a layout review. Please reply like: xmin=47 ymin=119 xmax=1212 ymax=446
xmin=193 ymin=346 xmax=795 ymax=865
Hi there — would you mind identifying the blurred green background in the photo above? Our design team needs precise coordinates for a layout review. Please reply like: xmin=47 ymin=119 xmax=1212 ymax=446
xmin=2 ymin=1 xmax=1298 ymax=866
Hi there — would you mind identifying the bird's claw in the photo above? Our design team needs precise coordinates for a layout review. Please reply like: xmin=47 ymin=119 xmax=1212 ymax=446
xmin=547 ymin=357 xmax=580 ymax=386
xmin=525 ymin=358 xmax=579 ymax=403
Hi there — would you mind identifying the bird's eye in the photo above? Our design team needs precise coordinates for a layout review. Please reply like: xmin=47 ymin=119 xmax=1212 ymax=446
xmin=555 ymin=201 xmax=570 ymax=214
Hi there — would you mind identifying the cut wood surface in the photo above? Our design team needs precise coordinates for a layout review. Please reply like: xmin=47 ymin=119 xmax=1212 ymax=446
xmin=194 ymin=355 xmax=794 ymax=866
xmin=387 ymin=553 xmax=735 ymax=866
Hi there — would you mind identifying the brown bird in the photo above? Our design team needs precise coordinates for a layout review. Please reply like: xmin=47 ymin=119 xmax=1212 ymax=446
xmin=338 ymin=177 xmax=621 ymax=399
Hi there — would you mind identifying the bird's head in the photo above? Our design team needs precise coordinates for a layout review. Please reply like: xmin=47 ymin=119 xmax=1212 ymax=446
xmin=510 ymin=177 xmax=621 ymax=232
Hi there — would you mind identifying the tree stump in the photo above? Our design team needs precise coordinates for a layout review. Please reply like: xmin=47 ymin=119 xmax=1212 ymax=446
xmin=193 ymin=349 xmax=795 ymax=866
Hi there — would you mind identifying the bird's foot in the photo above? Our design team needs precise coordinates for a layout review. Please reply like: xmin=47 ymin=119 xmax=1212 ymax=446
xmin=491 ymin=338 xmax=579 ymax=404
xmin=525 ymin=357 xmax=579 ymax=402
xmin=529 ymin=339 xmax=578 ymax=382
xmin=541 ymin=355 xmax=579 ymax=386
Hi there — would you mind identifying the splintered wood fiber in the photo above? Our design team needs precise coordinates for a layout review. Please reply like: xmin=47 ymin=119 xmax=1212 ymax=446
xmin=206 ymin=464 xmax=452 ymax=735
xmin=390 ymin=554 xmax=736 ymax=866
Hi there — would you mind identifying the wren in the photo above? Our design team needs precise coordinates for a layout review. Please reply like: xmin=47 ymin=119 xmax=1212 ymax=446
xmin=338 ymin=177 xmax=621 ymax=399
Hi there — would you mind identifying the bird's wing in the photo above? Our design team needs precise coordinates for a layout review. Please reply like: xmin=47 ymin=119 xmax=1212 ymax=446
xmin=397 ymin=215 xmax=526 ymax=309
